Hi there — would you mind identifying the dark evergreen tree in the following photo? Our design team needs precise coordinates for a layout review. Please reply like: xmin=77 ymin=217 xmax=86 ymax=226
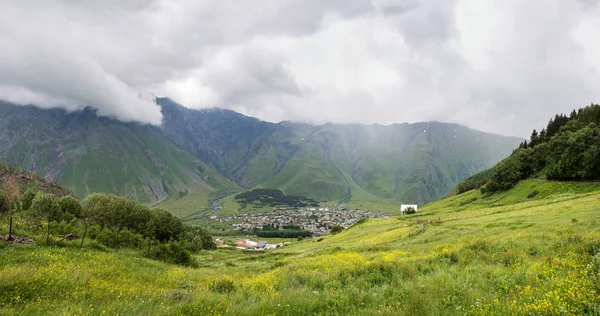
xmin=539 ymin=128 xmax=547 ymax=143
xmin=529 ymin=130 xmax=539 ymax=147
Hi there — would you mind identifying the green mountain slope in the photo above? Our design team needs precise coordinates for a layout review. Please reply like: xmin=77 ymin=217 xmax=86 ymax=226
xmin=0 ymin=102 xmax=239 ymax=204
xmin=158 ymin=98 xmax=522 ymax=205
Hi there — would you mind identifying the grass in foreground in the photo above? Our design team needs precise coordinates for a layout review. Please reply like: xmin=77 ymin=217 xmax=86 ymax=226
xmin=2 ymin=180 xmax=600 ymax=315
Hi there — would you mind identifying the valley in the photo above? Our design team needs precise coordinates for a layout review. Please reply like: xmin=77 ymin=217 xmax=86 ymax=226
xmin=2 ymin=2 xmax=600 ymax=314
xmin=1 ymin=103 xmax=600 ymax=315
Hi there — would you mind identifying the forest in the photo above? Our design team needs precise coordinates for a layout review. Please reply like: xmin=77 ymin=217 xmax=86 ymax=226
xmin=234 ymin=188 xmax=319 ymax=208
xmin=458 ymin=103 xmax=600 ymax=194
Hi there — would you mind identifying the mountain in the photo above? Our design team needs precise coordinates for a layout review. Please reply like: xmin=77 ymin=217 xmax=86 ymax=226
xmin=0 ymin=99 xmax=521 ymax=208
xmin=0 ymin=101 xmax=239 ymax=204
xmin=157 ymin=98 xmax=522 ymax=205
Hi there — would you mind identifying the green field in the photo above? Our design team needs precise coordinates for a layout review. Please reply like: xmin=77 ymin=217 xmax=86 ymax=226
xmin=2 ymin=179 xmax=600 ymax=315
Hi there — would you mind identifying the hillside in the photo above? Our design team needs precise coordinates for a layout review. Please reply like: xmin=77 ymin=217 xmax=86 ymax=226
xmin=0 ymin=160 xmax=75 ymax=199
xmin=0 ymin=102 xmax=239 ymax=204
xmin=455 ymin=103 xmax=600 ymax=195
xmin=2 ymin=179 xmax=599 ymax=314
xmin=157 ymin=97 xmax=522 ymax=205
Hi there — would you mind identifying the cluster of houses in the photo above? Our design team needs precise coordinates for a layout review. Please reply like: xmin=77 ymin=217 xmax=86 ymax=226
xmin=214 ymin=207 xmax=389 ymax=236
xmin=234 ymin=239 xmax=284 ymax=250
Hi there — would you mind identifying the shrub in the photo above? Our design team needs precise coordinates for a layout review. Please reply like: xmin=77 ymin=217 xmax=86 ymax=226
xmin=182 ymin=225 xmax=216 ymax=251
xmin=0 ymin=193 xmax=9 ymax=216
xmin=97 ymin=228 xmax=119 ymax=248
xmin=527 ymin=190 xmax=540 ymax=199
xmin=82 ymin=193 xmax=184 ymax=241
xmin=148 ymin=240 xmax=197 ymax=267
xmin=21 ymin=189 xmax=36 ymax=211
xmin=30 ymin=193 xmax=60 ymax=221
xmin=87 ymin=240 xmax=109 ymax=252
xmin=56 ymin=196 xmax=82 ymax=219
xmin=209 ymin=277 xmax=236 ymax=293
xmin=149 ymin=209 xmax=184 ymax=242
xmin=403 ymin=206 xmax=416 ymax=215
xmin=330 ymin=224 xmax=343 ymax=235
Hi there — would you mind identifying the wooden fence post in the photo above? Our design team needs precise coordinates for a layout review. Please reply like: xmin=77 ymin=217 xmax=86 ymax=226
xmin=8 ymin=216 xmax=13 ymax=241
xmin=115 ymin=228 xmax=120 ymax=252
xmin=80 ymin=224 xmax=88 ymax=248
xmin=46 ymin=218 xmax=51 ymax=245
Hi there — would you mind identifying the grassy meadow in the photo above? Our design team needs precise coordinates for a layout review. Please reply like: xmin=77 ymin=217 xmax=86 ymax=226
xmin=2 ymin=179 xmax=600 ymax=315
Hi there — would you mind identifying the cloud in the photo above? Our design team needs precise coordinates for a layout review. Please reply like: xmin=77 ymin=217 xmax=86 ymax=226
xmin=1 ymin=0 xmax=600 ymax=135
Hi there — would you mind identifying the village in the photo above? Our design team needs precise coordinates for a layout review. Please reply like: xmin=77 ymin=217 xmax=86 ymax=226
xmin=212 ymin=206 xmax=390 ymax=238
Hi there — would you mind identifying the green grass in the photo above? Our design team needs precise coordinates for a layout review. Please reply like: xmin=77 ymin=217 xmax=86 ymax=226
xmin=2 ymin=180 xmax=600 ymax=315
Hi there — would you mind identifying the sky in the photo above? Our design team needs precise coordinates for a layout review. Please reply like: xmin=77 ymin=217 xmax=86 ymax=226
xmin=1 ymin=0 xmax=600 ymax=137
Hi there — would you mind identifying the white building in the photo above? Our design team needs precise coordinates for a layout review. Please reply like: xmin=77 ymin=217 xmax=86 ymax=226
xmin=400 ymin=204 xmax=418 ymax=214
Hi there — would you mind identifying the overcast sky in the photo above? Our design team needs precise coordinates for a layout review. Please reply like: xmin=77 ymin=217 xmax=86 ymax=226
xmin=1 ymin=0 xmax=600 ymax=137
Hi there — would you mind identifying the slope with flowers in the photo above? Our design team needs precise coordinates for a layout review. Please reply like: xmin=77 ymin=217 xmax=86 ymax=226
xmin=2 ymin=179 xmax=600 ymax=315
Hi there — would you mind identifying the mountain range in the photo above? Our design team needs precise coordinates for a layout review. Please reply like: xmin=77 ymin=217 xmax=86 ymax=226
xmin=0 ymin=98 xmax=522 ymax=209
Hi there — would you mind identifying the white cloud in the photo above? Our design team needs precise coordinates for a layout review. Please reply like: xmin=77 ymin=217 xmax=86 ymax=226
xmin=1 ymin=0 xmax=600 ymax=135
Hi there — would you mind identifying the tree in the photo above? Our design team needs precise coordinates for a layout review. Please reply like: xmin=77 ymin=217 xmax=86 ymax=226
xmin=22 ymin=189 xmax=36 ymax=211
xmin=30 ymin=193 xmax=60 ymax=221
xmin=1 ymin=177 xmax=21 ymax=209
xmin=529 ymin=129 xmax=539 ymax=147
xmin=330 ymin=224 xmax=343 ymax=235
xmin=485 ymin=157 xmax=522 ymax=192
xmin=150 ymin=209 xmax=184 ymax=242
xmin=182 ymin=226 xmax=216 ymax=251
xmin=0 ymin=193 xmax=9 ymax=216
xmin=82 ymin=193 xmax=117 ymax=228
xmin=57 ymin=196 xmax=82 ymax=219
xmin=547 ymin=124 xmax=600 ymax=180
xmin=126 ymin=204 xmax=153 ymax=236
xmin=539 ymin=128 xmax=547 ymax=143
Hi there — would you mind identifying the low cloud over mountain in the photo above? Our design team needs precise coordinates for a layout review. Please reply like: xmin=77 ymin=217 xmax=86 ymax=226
xmin=1 ymin=0 xmax=600 ymax=135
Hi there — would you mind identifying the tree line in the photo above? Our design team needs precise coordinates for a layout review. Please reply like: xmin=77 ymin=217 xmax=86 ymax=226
xmin=235 ymin=188 xmax=319 ymax=208
xmin=1 ymin=188 xmax=216 ymax=266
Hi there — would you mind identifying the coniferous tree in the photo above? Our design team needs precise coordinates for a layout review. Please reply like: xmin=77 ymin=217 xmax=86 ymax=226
xmin=539 ymin=128 xmax=547 ymax=143
xmin=529 ymin=129 xmax=539 ymax=147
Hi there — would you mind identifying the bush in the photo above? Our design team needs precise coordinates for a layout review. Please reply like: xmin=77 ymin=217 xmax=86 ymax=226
xmin=82 ymin=193 xmax=184 ymax=242
xmin=149 ymin=209 xmax=184 ymax=242
xmin=96 ymin=227 xmax=144 ymax=249
xmin=87 ymin=240 xmax=109 ymax=252
xmin=527 ymin=190 xmax=539 ymax=199
xmin=97 ymin=228 xmax=119 ymax=248
xmin=147 ymin=240 xmax=197 ymax=267
xmin=30 ymin=193 xmax=60 ymax=221
xmin=209 ymin=277 xmax=236 ymax=294
xmin=330 ymin=224 xmax=343 ymax=235
xmin=0 ymin=193 xmax=9 ymax=216
xmin=21 ymin=189 xmax=36 ymax=211
xmin=182 ymin=225 xmax=216 ymax=251
xmin=403 ymin=206 xmax=416 ymax=215
xmin=56 ymin=196 xmax=82 ymax=219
